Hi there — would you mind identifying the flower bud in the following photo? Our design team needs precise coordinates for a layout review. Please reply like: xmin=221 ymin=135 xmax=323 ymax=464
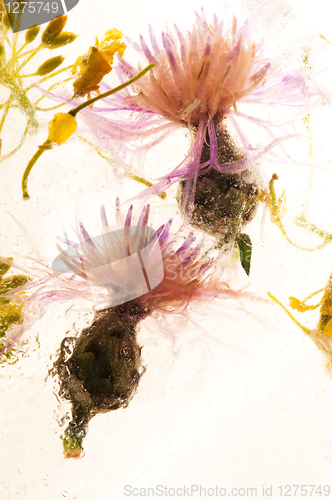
xmin=72 ymin=47 xmax=111 ymax=96
xmin=1 ymin=9 xmax=11 ymax=29
xmin=41 ymin=14 xmax=67 ymax=45
xmin=35 ymin=55 xmax=64 ymax=76
xmin=25 ymin=25 xmax=40 ymax=44
xmin=48 ymin=113 xmax=77 ymax=145
xmin=48 ymin=31 xmax=77 ymax=49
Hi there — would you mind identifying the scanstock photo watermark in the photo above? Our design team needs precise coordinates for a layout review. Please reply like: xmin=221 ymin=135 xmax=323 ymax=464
xmin=52 ymin=225 xmax=164 ymax=310
xmin=123 ymin=484 xmax=331 ymax=497
xmin=4 ymin=0 xmax=80 ymax=32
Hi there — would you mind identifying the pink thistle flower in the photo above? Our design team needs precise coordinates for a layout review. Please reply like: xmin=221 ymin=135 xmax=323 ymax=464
xmin=1 ymin=202 xmax=231 ymax=457
xmin=129 ymin=15 xmax=269 ymax=125
xmin=67 ymin=7 xmax=329 ymax=247
xmin=2 ymin=201 xmax=226 ymax=350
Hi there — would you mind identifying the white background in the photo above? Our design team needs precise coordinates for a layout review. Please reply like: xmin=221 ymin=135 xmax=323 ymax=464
xmin=1 ymin=0 xmax=332 ymax=498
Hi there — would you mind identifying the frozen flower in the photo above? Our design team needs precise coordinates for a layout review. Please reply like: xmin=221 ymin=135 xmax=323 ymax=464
xmin=128 ymin=15 xmax=269 ymax=125
xmin=1 ymin=201 xmax=230 ymax=457
xmin=67 ymin=7 xmax=329 ymax=251
xmin=71 ymin=29 xmax=126 ymax=99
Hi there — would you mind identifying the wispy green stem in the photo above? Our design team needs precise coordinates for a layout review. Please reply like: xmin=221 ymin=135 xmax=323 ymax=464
xmin=36 ymin=103 xmax=65 ymax=112
xmin=269 ymin=177 xmax=332 ymax=251
xmin=78 ymin=136 xmax=166 ymax=199
xmin=69 ymin=62 xmax=155 ymax=117
xmin=267 ymin=292 xmax=311 ymax=335
xmin=6 ymin=41 xmax=29 ymax=68
xmin=0 ymin=97 xmax=12 ymax=136
xmin=18 ymin=45 xmax=42 ymax=71
xmin=34 ymin=77 xmax=73 ymax=105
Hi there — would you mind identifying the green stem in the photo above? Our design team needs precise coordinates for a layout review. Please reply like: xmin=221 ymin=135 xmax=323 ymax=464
xmin=18 ymin=45 xmax=42 ymax=71
xmin=69 ymin=62 xmax=155 ymax=117
xmin=0 ymin=97 xmax=12 ymax=136
xmin=20 ymin=72 xmax=38 ymax=77
xmin=6 ymin=41 xmax=28 ymax=69
xmin=78 ymin=136 xmax=166 ymax=199
xmin=34 ymin=77 xmax=73 ymax=105
xmin=36 ymin=64 xmax=74 ymax=85
xmin=0 ymin=119 xmax=31 ymax=163
xmin=6 ymin=46 xmax=38 ymax=68
xmin=269 ymin=177 xmax=331 ymax=251
xmin=23 ymin=64 xmax=74 ymax=80
xmin=267 ymin=292 xmax=311 ymax=335
xmin=297 ymin=216 xmax=332 ymax=243
xmin=4 ymin=33 xmax=12 ymax=49
xmin=35 ymin=103 xmax=65 ymax=112
xmin=11 ymin=32 xmax=19 ymax=54
xmin=22 ymin=139 xmax=52 ymax=199
xmin=128 ymin=173 xmax=166 ymax=199
xmin=2 ymin=71 xmax=37 ymax=128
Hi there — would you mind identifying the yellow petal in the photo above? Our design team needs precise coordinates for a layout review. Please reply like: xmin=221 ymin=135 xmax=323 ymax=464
xmin=48 ymin=113 xmax=77 ymax=145
xmin=72 ymin=47 xmax=111 ymax=95
xmin=102 ymin=40 xmax=126 ymax=62
xmin=71 ymin=28 xmax=126 ymax=98
xmin=289 ymin=296 xmax=320 ymax=313
xmin=103 ymin=28 xmax=123 ymax=42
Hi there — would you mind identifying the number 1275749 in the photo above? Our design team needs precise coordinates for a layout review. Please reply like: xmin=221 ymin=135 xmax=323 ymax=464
xmin=278 ymin=485 xmax=330 ymax=496
xmin=5 ymin=2 xmax=60 ymax=14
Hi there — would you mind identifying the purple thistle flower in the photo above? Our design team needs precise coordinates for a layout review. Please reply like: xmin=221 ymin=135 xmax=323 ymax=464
xmin=37 ymin=7 xmax=330 ymax=248
xmin=1 ymin=201 xmax=229 ymax=355
xmin=1 ymin=201 xmax=234 ymax=457
xmin=56 ymin=7 xmax=328 ymax=247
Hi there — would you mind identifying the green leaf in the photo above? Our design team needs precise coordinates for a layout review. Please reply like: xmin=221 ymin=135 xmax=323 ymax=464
xmin=236 ymin=233 xmax=252 ymax=276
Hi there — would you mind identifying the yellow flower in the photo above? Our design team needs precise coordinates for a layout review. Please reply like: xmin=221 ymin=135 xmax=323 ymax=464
xmin=48 ymin=113 xmax=77 ymax=145
xmin=72 ymin=28 xmax=126 ymax=98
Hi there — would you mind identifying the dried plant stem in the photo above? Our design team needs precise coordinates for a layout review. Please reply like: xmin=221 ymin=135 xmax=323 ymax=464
xmin=22 ymin=139 xmax=52 ymax=198
xmin=68 ymin=63 xmax=155 ymax=118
